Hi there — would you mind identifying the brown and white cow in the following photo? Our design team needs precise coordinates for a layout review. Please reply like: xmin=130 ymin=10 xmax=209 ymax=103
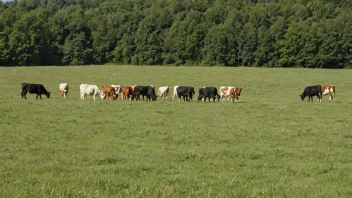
xmin=220 ymin=86 xmax=242 ymax=102
xmin=59 ymin=83 xmax=69 ymax=98
xmin=321 ymin=84 xmax=335 ymax=102
xmin=80 ymin=84 xmax=101 ymax=101
xmin=101 ymin=85 xmax=117 ymax=100
xmin=111 ymin=85 xmax=122 ymax=98
xmin=158 ymin=86 xmax=169 ymax=101
xmin=121 ymin=86 xmax=134 ymax=101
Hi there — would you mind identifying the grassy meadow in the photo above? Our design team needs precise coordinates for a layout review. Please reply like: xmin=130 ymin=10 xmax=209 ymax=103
xmin=1 ymin=65 xmax=352 ymax=197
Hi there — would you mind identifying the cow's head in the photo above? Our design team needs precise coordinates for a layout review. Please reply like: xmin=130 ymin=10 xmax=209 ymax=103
xmin=235 ymin=88 xmax=242 ymax=101
xmin=112 ymin=93 xmax=117 ymax=100
xmin=151 ymin=95 xmax=157 ymax=101
xmin=46 ymin=92 xmax=51 ymax=98
xmin=299 ymin=94 xmax=306 ymax=101
xmin=100 ymin=93 xmax=105 ymax=100
xmin=197 ymin=95 xmax=203 ymax=101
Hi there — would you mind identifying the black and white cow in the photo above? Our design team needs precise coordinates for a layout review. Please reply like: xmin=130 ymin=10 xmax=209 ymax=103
xmin=21 ymin=83 xmax=50 ymax=99
xmin=300 ymin=85 xmax=322 ymax=102
xmin=175 ymin=86 xmax=195 ymax=102
xmin=198 ymin=87 xmax=220 ymax=102
xmin=133 ymin=86 xmax=157 ymax=101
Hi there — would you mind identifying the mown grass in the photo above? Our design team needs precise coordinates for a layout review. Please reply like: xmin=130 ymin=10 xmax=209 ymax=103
xmin=1 ymin=65 xmax=352 ymax=197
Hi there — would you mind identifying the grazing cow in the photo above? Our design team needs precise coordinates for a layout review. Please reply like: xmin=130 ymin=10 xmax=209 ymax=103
xmin=198 ymin=87 xmax=220 ymax=102
xmin=111 ymin=85 xmax=122 ymax=98
xmin=175 ymin=86 xmax=195 ymax=102
xmin=321 ymin=84 xmax=336 ymax=102
xmin=220 ymin=86 xmax=242 ymax=102
xmin=59 ymin=83 xmax=69 ymax=98
xmin=158 ymin=86 xmax=169 ymax=101
xmin=80 ymin=84 xmax=101 ymax=101
xmin=134 ymin=86 xmax=157 ymax=101
xmin=300 ymin=85 xmax=322 ymax=102
xmin=21 ymin=83 xmax=50 ymax=99
xmin=101 ymin=85 xmax=117 ymax=100
xmin=121 ymin=86 xmax=134 ymax=101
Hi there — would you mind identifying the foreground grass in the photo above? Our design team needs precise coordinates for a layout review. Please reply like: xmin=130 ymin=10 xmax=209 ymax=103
xmin=0 ymin=66 xmax=352 ymax=197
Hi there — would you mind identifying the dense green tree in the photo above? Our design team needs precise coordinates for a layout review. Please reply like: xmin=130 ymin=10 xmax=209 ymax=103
xmin=0 ymin=0 xmax=351 ymax=68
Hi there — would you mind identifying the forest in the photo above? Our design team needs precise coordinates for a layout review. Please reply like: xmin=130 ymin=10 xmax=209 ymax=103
xmin=0 ymin=0 xmax=351 ymax=68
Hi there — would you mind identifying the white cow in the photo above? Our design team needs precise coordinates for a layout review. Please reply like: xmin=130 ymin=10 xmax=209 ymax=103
xmin=172 ymin=86 xmax=179 ymax=100
xmin=59 ymin=83 xmax=69 ymax=98
xmin=158 ymin=86 xmax=169 ymax=101
xmin=80 ymin=84 xmax=101 ymax=101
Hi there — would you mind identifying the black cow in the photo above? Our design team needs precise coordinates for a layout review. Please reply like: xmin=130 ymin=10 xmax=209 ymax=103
xmin=198 ymin=87 xmax=220 ymax=102
xmin=176 ymin=86 xmax=195 ymax=102
xmin=133 ymin=86 xmax=157 ymax=101
xmin=300 ymin=85 xmax=322 ymax=102
xmin=21 ymin=83 xmax=50 ymax=99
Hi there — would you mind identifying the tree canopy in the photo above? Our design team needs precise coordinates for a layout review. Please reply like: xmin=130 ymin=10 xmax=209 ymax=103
xmin=0 ymin=0 xmax=351 ymax=68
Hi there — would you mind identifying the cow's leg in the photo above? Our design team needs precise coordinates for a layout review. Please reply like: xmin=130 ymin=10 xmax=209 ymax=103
xmin=329 ymin=92 xmax=332 ymax=102
xmin=333 ymin=91 xmax=336 ymax=102
xmin=22 ymin=91 xmax=27 ymax=99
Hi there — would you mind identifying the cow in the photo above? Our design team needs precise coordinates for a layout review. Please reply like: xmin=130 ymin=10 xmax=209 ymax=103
xmin=101 ymin=85 xmax=117 ymax=100
xmin=220 ymin=86 xmax=242 ymax=102
xmin=321 ymin=84 xmax=336 ymax=102
xmin=175 ymin=86 xmax=195 ymax=102
xmin=79 ymin=84 xmax=101 ymax=101
xmin=300 ymin=85 xmax=322 ymax=102
xmin=121 ymin=86 xmax=134 ymax=101
xmin=111 ymin=85 xmax=122 ymax=98
xmin=59 ymin=83 xmax=69 ymax=98
xmin=158 ymin=86 xmax=169 ymax=101
xmin=133 ymin=86 xmax=157 ymax=101
xmin=21 ymin=83 xmax=50 ymax=99
xmin=198 ymin=87 xmax=220 ymax=102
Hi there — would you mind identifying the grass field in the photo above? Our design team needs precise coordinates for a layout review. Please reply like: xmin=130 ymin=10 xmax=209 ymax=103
xmin=1 ymin=65 xmax=352 ymax=197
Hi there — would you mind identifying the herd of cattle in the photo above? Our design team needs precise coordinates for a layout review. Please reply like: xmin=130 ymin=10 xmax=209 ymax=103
xmin=21 ymin=83 xmax=242 ymax=102
xmin=21 ymin=83 xmax=336 ymax=102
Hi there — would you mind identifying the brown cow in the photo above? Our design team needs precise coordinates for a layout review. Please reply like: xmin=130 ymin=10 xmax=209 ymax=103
xmin=321 ymin=84 xmax=335 ymax=102
xmin=121 ymin=86 xmax=134 ymax=101
xmin=101 ymin=85 xmax=117 ymax=100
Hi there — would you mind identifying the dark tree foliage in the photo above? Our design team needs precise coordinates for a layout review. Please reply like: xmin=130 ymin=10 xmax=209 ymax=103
xmin=0 ymin=0 xmax=351 ymax=68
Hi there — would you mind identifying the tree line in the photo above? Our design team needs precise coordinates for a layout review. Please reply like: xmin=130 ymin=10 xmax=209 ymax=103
xmin=0 ymin=0 xmax=351 ymax=68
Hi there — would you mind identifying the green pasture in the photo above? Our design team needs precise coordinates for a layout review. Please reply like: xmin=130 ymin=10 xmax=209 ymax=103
xmin=0 ymin=66 xmax=352 ymax=197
